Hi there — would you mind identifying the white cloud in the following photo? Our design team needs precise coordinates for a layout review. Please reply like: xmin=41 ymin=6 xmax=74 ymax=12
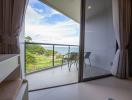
xmin=35 ymin=8 xmax=44 ymax=13
xmin=26 ymin=5 xmax=44 ymax=20
xmin=25 ymin=20 xmax=80 ymax=45
xmin=25 ymin=4 xmax=63 ymax=25
xmin=25 ymin=0 xmax=80 ymax=45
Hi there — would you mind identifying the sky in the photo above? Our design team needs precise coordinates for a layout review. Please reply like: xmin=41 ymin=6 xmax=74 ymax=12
xmin=25 ymin=0 xmax=80 ymax=45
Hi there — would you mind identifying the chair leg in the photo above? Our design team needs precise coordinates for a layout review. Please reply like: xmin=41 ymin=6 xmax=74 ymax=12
xmin=76 ymin=62 xmax=78 ymax=71
xmin=69 ymin=66 xmax=71 ymax=72
xmin=74 ymin=60 xmax=78 ymax=71
xmin=68 ymin=60 xmax=70 ymax=67
xmin=85 ymin=60 xmax=86 ymax=68
xmin=67 ymin=61 xmax=70 ymax=72
xmin=61 ymin=60 xmax=63 ymax=69
xmin=69 ymin=61 xmax=72 ymax=72
xmin=68 ymin=64 xmax=71 ymax=72
xmin=89 ymin=58 xmax=91 ymax=67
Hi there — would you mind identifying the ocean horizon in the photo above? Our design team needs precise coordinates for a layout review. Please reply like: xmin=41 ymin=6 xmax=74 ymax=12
xmin=44 ymin=46 xmax=79 ymax=54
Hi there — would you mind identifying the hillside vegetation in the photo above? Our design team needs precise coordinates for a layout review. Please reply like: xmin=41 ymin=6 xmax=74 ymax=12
xmin=25 ymin=36 xmax=63 ymax=73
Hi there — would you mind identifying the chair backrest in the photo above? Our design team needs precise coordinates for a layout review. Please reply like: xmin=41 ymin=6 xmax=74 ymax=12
xmin=63 ymin=54 xmax=68 ymax=59
xmin=69 ymin=52 xmax=79 ymax=60
xmin=63 ymin=52 xmax=79 ymax=61
xmin=85 ymin=52 xmax=91 ymax=59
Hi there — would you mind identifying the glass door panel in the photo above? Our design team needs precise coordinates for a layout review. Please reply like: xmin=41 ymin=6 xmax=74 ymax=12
xmin=81 ymin=0 xmax=116 ymax=80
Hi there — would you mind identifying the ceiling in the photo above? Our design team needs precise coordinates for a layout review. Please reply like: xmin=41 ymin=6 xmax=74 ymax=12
xmin=40 ymin=0 xmax=112 ymax=23
xmin=40 ymin=0 xmax=81 ymax=23
xmin=85 ymin=0 xmax=112 ymax=20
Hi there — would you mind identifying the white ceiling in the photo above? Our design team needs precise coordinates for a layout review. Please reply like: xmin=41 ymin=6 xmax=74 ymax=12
xmin=40 ymin=0 xmax=81 ymax=23
xmin=40 ymin=0 xmax=112 ymax=23
xmin=85 ymin=0 xmax=112 ymax=20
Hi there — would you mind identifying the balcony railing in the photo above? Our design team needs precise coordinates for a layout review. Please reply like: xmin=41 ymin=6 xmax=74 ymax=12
xmin=25 ymin=42 xmax=79 ymax=74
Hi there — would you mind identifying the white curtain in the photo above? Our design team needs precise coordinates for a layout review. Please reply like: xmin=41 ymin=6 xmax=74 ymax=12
xmin=111 ymin=0 xmax=120 ymax=76
xmin=111 ymin=0 xmax=131 ymax=78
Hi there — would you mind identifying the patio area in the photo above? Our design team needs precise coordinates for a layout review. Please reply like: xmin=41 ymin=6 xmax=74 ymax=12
xmin=26 ymin=64 xmax=78 ymax=91
xmin=26 ymin=63 xmax=110 ymax=91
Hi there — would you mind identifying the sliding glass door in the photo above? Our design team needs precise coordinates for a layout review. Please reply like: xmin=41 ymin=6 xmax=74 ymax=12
xmin=80 ymin=0 xmax=116 ymax=81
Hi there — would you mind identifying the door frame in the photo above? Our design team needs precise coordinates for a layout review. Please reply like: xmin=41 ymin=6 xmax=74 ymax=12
xmin=78 ymin=0 xmax=86 ymax=82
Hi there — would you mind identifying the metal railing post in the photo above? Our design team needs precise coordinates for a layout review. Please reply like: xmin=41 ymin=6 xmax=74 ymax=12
xmin=24 ymin=43 xmax=27 ymax=74
xmin=68 ymin=45 xmax=70 ymax=55
xmin=53 ymin=45 xmax=55 ymax=67
xmin=68 ymin=45 xmax=70 ymax=65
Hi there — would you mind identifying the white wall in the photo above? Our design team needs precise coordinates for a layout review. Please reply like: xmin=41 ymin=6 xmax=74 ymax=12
xmin=84 ymin=4 xmax=116 ymax=71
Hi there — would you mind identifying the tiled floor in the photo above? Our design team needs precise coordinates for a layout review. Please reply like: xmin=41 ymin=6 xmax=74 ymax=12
xmin=26 ymin=64 xmax=110 ymax=90
xmin=29 ymin=77 xmax=132 ymax=100
xmin=26 ymin=64 xmax=78 ymax=90
xmin=83 ymin=65 xmax=110 ymax=78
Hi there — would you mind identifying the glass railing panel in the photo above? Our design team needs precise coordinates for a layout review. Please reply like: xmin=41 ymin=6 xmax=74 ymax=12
xmin=70 ymin=46 xmax=79 ymax=53
xmin=54 ymin=45 xmax=69 ymax=66
xmin=25 ymin=43 xmax=53 ymax=73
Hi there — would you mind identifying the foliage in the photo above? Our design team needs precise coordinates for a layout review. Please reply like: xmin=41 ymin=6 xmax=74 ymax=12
xmin=25 ymin=36 xmax=63 ymax=73
xmin=26 ymin=44 xmax=46 ymax=55
xmin=56 ymin=54 xmax=63 ymax=59
xmin=26 ymin=51 xmax=36 ymax=64
xmin=25 ymin=36 xmax=32 ymax=42
xmin=45 ymin=49 xmax=53 ymax=56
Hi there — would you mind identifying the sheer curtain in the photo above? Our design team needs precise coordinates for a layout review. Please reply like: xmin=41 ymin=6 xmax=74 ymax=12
xmin=111 ymin=0 xmax=131 ymax=79
xmin=0 ymin=0 xmax=28 ymax=54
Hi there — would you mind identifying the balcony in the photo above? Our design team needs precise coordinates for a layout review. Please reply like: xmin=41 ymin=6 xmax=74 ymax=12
xmin=25 ymin=42 xmax=110 ymax=91
xmin=25 ymin=42 xmax=79 ymax=90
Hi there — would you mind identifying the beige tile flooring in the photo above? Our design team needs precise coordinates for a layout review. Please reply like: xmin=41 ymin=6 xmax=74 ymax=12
xmin=29 ymin=77 xmax=132 ymax=100
xmin=26 ymin=64 xmax=78 ymax=90
xmin=26 ymin=64 xmax=110 ymax=90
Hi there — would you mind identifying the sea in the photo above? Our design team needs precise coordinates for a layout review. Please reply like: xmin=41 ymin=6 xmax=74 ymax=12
xmin=44 ymin=46 xmax=79 ymax=55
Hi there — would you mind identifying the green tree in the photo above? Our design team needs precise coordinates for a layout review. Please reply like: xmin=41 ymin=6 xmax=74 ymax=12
xmin=45 ymin=49 xmax=53 ymax=56
xmin=25 ymin=36 xmax=32 ymax=42
xmin=26 ymin=51 xmax=36 ymax=65
xmin=56 ymin=54 xmax=63 ymax=59
xmin=25 ymin=36 xmax=63 ymax=73
xmin=26 ymin=44 xmax=46 ymax=55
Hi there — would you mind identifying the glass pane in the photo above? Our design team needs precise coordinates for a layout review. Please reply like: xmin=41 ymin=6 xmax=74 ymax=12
xmin=54 ymin=45 xmax=69 ymax=66
xmin=26 ymin=44 xmax=53 ymax=73
xmin=70 ymin=46 xmax=80 ymax=70
xmin=25 ymin=0 xmax=80 ymax=90
xmin=70 ymin=46 xmax=79 ymax=53
xmin=83 ymin=0 xmax=116 ymax=79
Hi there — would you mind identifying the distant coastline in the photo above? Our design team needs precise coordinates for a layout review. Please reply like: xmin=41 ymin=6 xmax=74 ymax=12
xmin=45 ymin=46 xmax=79 ymax=54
